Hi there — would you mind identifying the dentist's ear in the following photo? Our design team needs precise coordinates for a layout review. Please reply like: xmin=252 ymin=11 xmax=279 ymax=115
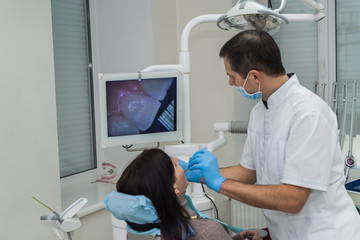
xmin=249 ymin=70 xmax=262 ymax=84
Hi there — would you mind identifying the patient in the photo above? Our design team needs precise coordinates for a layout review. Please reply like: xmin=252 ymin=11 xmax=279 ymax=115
xmin=113 ymin=148 xmax=262 ymax=240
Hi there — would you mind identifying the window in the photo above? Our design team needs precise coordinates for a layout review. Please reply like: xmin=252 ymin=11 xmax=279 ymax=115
xmin=272 ymin=0 xmax=319 ymax=91
xmin=335 ymin=0 xmax=360 ymax=135
xmin=51 ymin=0 xmax=96 ymax=178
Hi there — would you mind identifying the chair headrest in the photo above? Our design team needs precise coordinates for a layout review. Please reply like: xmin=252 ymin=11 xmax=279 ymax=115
xmin=104 ymin=191 xmax=160 ymax=236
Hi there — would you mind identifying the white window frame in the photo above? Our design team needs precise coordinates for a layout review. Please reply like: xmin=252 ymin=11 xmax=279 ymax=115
xmin=56 ymin=0 xmax=103 ymax=211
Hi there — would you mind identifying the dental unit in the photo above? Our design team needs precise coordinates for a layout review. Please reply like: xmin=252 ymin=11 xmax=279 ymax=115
xmin=138 ymin=0 xmax=327 ymax=201
xmin=33 ymin=196 xmax=88 ymax=240
xmin=345 ymin=81 xmax=358 ymax=182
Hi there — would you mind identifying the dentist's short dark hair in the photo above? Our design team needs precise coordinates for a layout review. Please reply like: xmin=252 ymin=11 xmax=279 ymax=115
xmin=219 ymin=30 xmax=286 ymax=78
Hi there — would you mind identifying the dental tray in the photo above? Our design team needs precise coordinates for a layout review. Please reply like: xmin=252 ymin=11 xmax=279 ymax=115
xmin=345 ymin=179 xmax=360 ymax=193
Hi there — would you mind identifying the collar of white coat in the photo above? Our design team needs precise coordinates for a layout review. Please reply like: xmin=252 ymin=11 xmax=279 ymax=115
xmin=266 ymin=73 xmax=300 ymax=109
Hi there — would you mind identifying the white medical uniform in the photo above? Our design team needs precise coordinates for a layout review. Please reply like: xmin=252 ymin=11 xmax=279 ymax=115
xmin=240 ymin=74 xmax=360 ymax=240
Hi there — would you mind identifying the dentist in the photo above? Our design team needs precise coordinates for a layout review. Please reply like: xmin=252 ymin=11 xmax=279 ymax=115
xmin=184 ymin=30 xmax=360 ymax=239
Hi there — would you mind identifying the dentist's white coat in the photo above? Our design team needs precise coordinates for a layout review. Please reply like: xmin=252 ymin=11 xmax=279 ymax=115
xmin=241 ymin=74 xmax=360 ymax=239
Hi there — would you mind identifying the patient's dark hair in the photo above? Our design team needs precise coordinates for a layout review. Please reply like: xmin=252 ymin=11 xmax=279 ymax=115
xmin=116 ymin=148 xmax=191 ymax=240
xmin=219 ymin=29 xmax=286 ymax=78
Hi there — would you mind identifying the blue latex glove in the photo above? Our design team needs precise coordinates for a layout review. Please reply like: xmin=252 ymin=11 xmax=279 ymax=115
xmin=188 ymin=149 xmax=226 ymax=192
xmin=178 ymin=159 xmax=202 ymax=183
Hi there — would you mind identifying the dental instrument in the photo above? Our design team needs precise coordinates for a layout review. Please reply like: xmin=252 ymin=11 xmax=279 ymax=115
xmin=331 ymin=82 xmax=338 ymax=113
xmin=321 ymin=83 xmax=327 ymax=100
xmin=313 ymin=82 xmax=319 ymax=96
xmin=206 ymin=121 xmax=248 ymax=152
xmin=313 ymin=82 xmax=327 ymax=100
xmin=339 ymin=82 xmax=348 ymax=149
xmin=33 ymin=196 xmax=88 ymax=240
xmin=32 ymin=196 xmax=62 ymax=223
xmin=345 ymin=80 xmax=358 ymax=182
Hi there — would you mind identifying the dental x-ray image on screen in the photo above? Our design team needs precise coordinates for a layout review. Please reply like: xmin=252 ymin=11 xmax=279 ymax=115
xmin=99 ymin=71 xmax=183 ymax=147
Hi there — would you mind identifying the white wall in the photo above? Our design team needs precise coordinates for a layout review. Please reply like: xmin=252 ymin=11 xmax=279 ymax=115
xmin=91 ymin=0 xmax=154 ymax=73
xmin=0 ymin=0 xmax=61 ymax=239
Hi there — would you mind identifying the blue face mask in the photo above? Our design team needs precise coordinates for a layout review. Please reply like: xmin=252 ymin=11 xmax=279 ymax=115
xmin=236 ymin=72 xmax=262 ymax=100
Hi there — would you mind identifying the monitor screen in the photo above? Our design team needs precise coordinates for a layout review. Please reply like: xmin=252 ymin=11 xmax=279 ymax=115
xmin=98 ymin=71 xmax=183 ymax=147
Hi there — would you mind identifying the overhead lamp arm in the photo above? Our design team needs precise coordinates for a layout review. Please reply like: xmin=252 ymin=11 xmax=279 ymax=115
xmin=300 ymin=0 xmax=325 ymax=12
xmin=258 ymin=9 xmax=289 ymax=24
xmin=276 ymin=0 xmax=287 ymax=13
xmin=274 ymin=0 xmax=324 ymax=14
xmin=280 ymin=0 xmax=325 ymax=22
xmin=179 ymin=14 xmax=221 ymax=144
xmin=142 ymin=14 xmax=222 ymax=144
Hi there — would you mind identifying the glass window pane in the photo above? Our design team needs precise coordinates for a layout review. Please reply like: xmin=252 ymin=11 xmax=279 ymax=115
xmin=272 ymin=0 xmax=318 ymax=91
xmin=336 ymin=0 xmax=360 ymax=136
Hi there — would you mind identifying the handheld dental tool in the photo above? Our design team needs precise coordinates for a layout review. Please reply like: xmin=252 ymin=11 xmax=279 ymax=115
xmin=32 ymin=196 xmax=63 ymax=222
xmin=331 ymin=82 xmax=338 ymax=114
xmin=339 ymin=82 xmax=348 ymax=149
xmin=345 ymin=80 xmax=358 ymax=183
xmin=321 ymin=83 xmax=327 ymax=100
xmin=313 ymin=82 xmax=319 ymax=96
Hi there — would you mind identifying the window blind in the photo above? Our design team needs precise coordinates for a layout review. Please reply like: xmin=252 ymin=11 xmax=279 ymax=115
xmin=336 ymin=0 xmax=360 ymax=135
xmin=51 ymin=0 xmax=96 ymax=177
xmin=272 ymin=0 xmax=318 ymax=91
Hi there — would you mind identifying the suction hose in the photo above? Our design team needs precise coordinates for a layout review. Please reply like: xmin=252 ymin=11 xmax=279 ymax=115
xmin=229 ymin=121 xmax=248 ymax=134
xmin=214 ymin=121 xmax=248 ymax=134
xmin=206 ymin=121 xmax=248 ymax=152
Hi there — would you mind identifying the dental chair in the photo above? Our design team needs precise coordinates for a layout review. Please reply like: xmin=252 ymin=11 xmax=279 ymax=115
xmin=127 ymin=233 xmax=160 ymax=240
xmin=104 ymin=191 xmax=268 ymax=240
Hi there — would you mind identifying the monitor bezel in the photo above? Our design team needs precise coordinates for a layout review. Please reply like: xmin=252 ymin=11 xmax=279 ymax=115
xmin=98 ymin=71 xmax=183 ymax=147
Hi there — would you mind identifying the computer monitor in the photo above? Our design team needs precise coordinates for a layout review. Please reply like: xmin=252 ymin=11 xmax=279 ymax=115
xmin=98 ymin=71 xmax=183 ymax=147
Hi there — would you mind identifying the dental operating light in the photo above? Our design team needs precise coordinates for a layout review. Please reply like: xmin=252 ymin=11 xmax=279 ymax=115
xmin=217 ymin=0 xmax=289 ymax=34
xmin=217 ymin=0 xmax=325 ymax=34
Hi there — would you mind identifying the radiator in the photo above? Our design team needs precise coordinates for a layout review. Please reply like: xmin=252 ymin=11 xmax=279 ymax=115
xmin=231 ymin=199 xmax=267 ymax=230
